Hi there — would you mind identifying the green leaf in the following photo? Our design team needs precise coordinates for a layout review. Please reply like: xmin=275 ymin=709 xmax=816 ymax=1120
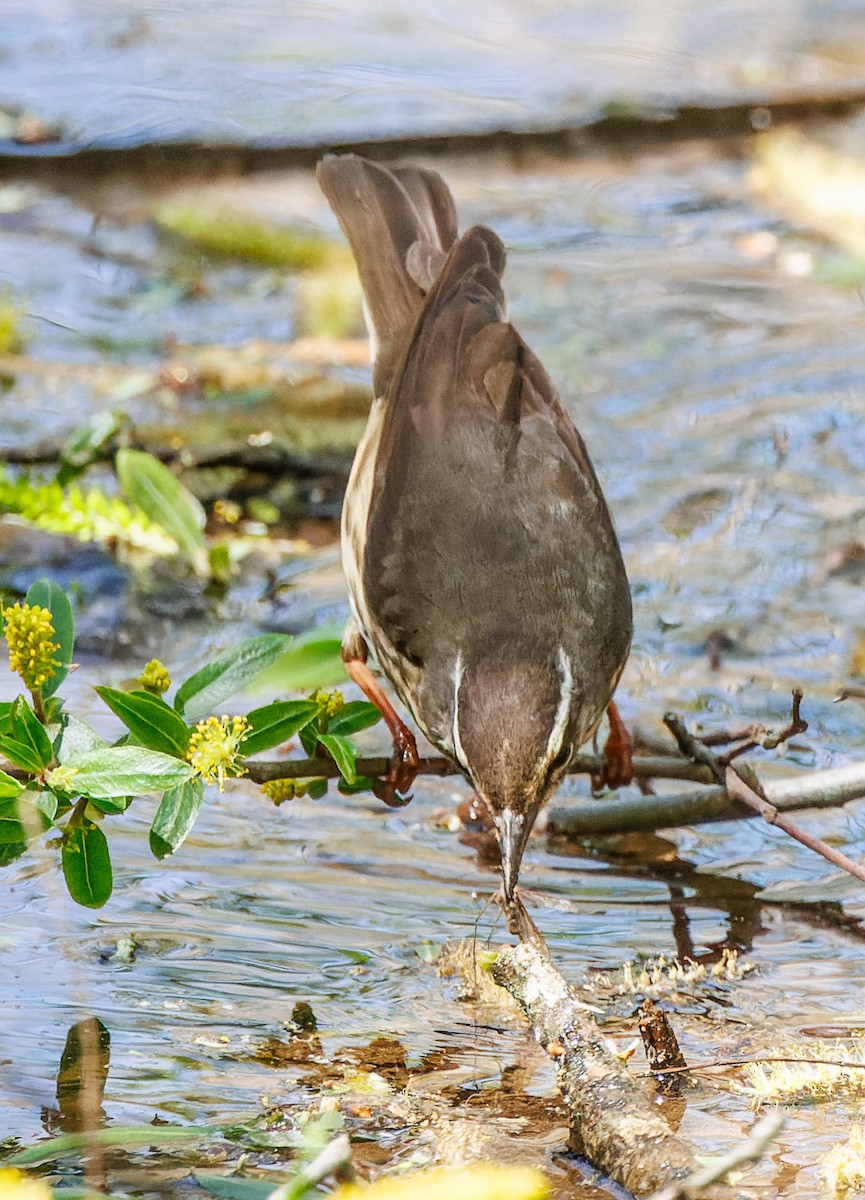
xmin=8 ymin=1124 xmax=216 ymax=1167
xmin=328 ymin=700 xmax=381 ymax=738
xmin=95 ymin=686 xmax=190 ymax=757
xmin=55 ymin=715 xmax=106 ymax=763
xmin=0 ymin=734 xmax=44 ymax=772
xmin=63 ymin=746 xmax=192 ymax=799
xmin=62 ymin=818 xmax=113 ymax=908
xmin=298 ymin=722 xmax=320 ymax=758
xmin=174 ymin=633 xmax=292 ymax=720
xmin=116 ymin=447 xmax=205 ymax=565
xmin=150 ymin=778 xmax=204 ymax=859
xmin=0 ymin=839 xmax=26 ymax=867
xmin=33 ymin=788 xmax=58 ymax=820
xmin=10 ymin=695 xmax=53 ymax=767
xmin=0 ymin=796 xmax=47 ymax=843
xmin=0 ymin=700 xmax=12 ymax=732
xmin=25 ymin=578 xmax=74 ymax=698
xmin=304 ymin=777 xmax=328 ymax=800
xmin=195 ymin=1175 xmax=276 ymax=1200
xmin=336 ymin=774 xmax=376 ymax=795
xmin=56 ymin=410 xmax=121 ymax=486
xmin=242 ymin=699 xmax=320 ymax=757
xmin=317 ymin=733 xmax=356 ymax=785
xmin=249 ymin=628 xmax=345 ymax=694
xmin=0 ymin=768 xmax=23 ymax=798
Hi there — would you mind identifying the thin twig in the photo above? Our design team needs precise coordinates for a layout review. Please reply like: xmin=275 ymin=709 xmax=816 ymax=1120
xmin=642 ymin=1055 xmax=865 ymax=1078
xmin=664 ymin=702 xmax=865 ymax=886
xmin=266 ymin=1134 xmax=354 ymax=1200
xmin=725 ymin=767 xmax=865 ymax=885
xmin=645 ymin=1112 xmax=784 ymax=1200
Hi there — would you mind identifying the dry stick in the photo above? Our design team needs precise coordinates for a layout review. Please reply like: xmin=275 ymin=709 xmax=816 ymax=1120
xmin=491 ymin=941 xmax=694 ymax=1197
xmin=664 ymin=709 xmax=865 ymax=886
xmin=645 ymin=1112 xmax=784 ymax=1200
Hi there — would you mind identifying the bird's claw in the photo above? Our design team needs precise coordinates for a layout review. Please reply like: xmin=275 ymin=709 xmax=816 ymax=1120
xmin=373 ymin=727 xmax=419 ymax=808
xmin=593 ymin=699 xmax=633 ymax=790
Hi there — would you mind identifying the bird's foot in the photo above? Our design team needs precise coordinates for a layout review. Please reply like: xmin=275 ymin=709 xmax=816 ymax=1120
xmin=593 ymin=699 xmax=633 ymax=790
xmin=372 ymin=724 xmax=419 ymax=808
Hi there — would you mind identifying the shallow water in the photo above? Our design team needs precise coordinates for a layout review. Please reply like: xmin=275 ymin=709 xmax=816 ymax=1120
xmin=2 ymin=129 xmax=865 ymax=1194
xmin=6 ymin=0 xmax=865 ymax=147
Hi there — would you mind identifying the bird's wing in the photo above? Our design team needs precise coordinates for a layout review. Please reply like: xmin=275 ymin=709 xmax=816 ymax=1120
xmin=316 ymin=154 xmax=457 ymax=394
xmin=364 ymin=224 xmax=630 ymax=693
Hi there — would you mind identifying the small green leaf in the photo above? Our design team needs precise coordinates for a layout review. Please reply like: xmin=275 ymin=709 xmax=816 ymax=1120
xmin=56 ymin=410 xmax=121 ymax=486
xmin=0 ymin=736 xmax=42 ymax=772
xmin=10 ymin=695 xmax=53 ymax=767
xmin=317 ymin=732 xmax=356 ymax=785
xmin=249 ymin=628 xmax=345 ymax=694
xmin=25 ymin=578 xmax=74 ymax=697
xmin=174 ymin=633 xmax=292 ymax=720
xmin=0 ymin=792 xmax=51 ymax=843
xmin=328 ymin=700 xmax=381 ymax=738
xmin=33 ymin=788 xmax=58 ymax=820
xmin=150 ymin=778 xmax=204 ymax=859
xmin=55 ymin=715 xmax=107 ymax=763
xmin=116 ymin=447 xmax=205 ymax=565
xmin=63 ymin=746 xmax=192 ymax=799
xmin=0 ymin=768 xmax=23 ymax=798
xmin=299 ymin=722 xmax=320 ymax=758
xmin=242 ymin=699 xmax=320 ymax=757
xmin=336 ymin=774 xmax=376 ymax=795
xmin=304 ymin=778 xmax=328 ymax=800
xmin=96 ymin=686 xmax=190 ymax=757
xmin=195 ymin=1176 xmax=276 ymax=1200
xmin=0 ymin=840 xmax=26 ymax=866
xmin=62 ymin=818 xmax=113 ymax=908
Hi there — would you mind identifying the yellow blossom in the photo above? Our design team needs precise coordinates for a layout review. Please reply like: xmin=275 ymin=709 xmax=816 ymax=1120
xmin=313 ymin=689 xmax=344 ymax=717
xmin=1 ymin=602 xmax=61 ymax=691
xmin=138 ymin=658 xmax=171 ymax=695
xmin=186 ymin=715 xmax=249 ymax=791
xmin=333 ymin=1165 xmax=548 ymax=1200
xmin=0 ymin=1168 xmax=53 ymax=1200
xmin=45 ymin=764 xmax=81 ymax=793
xmin=261 ymin=778 xmax=301 ymax=804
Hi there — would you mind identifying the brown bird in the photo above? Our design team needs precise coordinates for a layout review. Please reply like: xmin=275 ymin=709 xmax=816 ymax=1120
xmin=318 ymin=154 xmax=632 ymax=911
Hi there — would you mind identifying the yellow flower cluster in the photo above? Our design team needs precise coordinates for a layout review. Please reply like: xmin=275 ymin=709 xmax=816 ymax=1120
xmin=187 ymin=715 xmax=250 ymax=791
xmin=139 ymin=658 xmax=171 ymax=695
xmin=744 ymin=1039 xmax=865 ymax=1104
xmin=313 ymin=688 xmax=344 ymax=717
xmin=1 ymin=602 xmax=61 ymax=691
xmin=261 ymin=778 xmax=302 ymax=804
xmin=333 ymin=1164 xmax=547 ymax=1200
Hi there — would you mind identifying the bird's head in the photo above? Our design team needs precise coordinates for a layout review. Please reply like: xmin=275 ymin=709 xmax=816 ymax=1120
xmin=451 ymin=640 xmax=597 ymax=903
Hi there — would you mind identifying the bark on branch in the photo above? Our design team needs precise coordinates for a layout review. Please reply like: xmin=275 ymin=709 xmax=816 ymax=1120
xmin=491 ymin=941 xmax=694 ymax=1196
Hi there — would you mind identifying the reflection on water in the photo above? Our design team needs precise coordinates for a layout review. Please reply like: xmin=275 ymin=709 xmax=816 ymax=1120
xmin=2 ymin=133 xmax=865 ymax=1195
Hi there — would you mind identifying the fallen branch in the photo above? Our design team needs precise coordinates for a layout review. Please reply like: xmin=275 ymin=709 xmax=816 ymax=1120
xmin=491 ymin=941 xmax=694 ymax=1196
xmin=547 ymin=761 xmax=865 ymax=836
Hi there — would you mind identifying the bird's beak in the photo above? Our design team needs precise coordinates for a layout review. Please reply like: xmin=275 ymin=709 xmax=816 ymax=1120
xmin=493 ymin=809 xmax=529 ymax=903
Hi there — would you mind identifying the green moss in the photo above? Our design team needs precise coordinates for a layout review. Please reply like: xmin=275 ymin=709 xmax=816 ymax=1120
xmin=0 ymin=301 xmax=27 ymax=355
xmin=154 ymin=203 xmax=336 ymax=269
xmin=295 ymin=257 xmax=363 ymax=339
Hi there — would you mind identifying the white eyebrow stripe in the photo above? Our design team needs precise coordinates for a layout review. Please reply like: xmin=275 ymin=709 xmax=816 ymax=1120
xmin=541 ymin=646 xmax=573 ymax=774
xmin=451 ymin=650 xmax=469 ymax=770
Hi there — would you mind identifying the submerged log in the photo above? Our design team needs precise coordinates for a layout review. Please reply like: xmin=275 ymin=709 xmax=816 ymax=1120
xmin=491 ymin=941 xmax=694 ymax=1196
